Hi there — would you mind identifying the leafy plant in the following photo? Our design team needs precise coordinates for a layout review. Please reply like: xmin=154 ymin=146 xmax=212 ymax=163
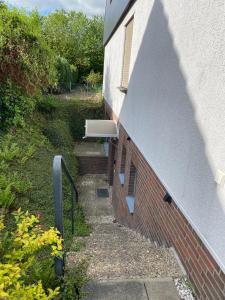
xmin=11 ymin=173 xmax=32 ymax=195
xmin=75 ymin=204 xmax=91 ymax=237
xmin=0 ymin=81 xmax=35 ymax=129
xmin=0 ymin=209 xmax=63 ymax=299
xmin=70 ymin=240 xmax=86 ymax=252
xmin=43 ymin=120 xmax=74 ymax=148
xmin=0 ymin=185 xmax=15 ymax=209
xmin=43 ymin=10 xmax=104 ymax=81
xmin=62 ymin=260 xmax=89 ymax=300
xmin=37 ymin=96 xmax=57 ymax=114
xmin=56 ymin=57 xmax=73 ymax=92
xmin=0 ymin=142 xmax=20 ymax=163
xmin=0 ymin=173 xmax=32 ymax=209
xmin=0 ymin=7 xmax=57 ymax=94
xmin=85 ymin=70 xmax=103 ymax=87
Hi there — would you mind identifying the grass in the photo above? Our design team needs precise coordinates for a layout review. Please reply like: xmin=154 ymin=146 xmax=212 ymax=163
xmin=70 ymin=240 xmax=86 ymax=252
xmin=9 ymin=96 xmax=103 ymax=245
xmin=0 ymin=93 xmax=104 ymax=298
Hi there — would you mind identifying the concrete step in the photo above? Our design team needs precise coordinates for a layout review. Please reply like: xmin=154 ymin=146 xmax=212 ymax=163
xmin=84 ymin=278 xmax=180 ymax=300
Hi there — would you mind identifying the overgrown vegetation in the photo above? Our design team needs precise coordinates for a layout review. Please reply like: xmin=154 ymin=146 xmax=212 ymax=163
xmin=0 ymin=95 xmax=104 ymax=298
xmin=0 ymin=1 xmax=104 ymax=130
xmin=0 ymin=0 xmax=104 ymax=297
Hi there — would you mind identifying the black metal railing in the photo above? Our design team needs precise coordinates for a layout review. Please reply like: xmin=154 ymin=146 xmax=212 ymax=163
xmin=53 ymin=155 xmax=78 ymax=277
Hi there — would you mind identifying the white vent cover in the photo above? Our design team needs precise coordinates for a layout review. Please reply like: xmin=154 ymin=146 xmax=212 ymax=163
xmin=84 ymin=120 xmax=118 ymax=138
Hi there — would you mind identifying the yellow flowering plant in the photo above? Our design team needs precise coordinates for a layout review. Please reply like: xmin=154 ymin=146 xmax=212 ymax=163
xmin=0 ymin=209 xmax=63 ymax=299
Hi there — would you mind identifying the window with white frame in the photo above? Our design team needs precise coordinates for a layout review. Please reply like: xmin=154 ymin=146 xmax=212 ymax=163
xmin=121 ymin=17 xmax=134 ymax=89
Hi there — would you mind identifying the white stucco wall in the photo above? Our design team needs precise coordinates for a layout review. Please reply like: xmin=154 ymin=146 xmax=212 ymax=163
xmin=103 ymin=0 xmax=225 ymax=272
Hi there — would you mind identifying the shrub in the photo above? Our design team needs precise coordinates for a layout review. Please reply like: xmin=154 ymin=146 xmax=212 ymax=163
xmin=37 ymin=96 xmax=57 ymax=114
xmin=75 ymin=204 xmax=91 ymax=237
xmin=0 ymin=209 xmax=63 ymax=299
xmin=0 ymin=81 xmax=35 ymax=129
xmin=56 ymin=57 xmax=72 ymax=92
xmin=0 ymin=142 xmax=20 ymax=163
xmin=71 ymin=65 xmax=78 ymax=87
xmin=62 ymin=260 xmax=89 ymax=300
xmin=0 ymin=185 xmax=15 ymax=209
xmin=85 ymin=70 xmax=103 ymax=87
xmin=43 ymin=120 xmax=74 ymax=148
xmin=0 ymin=6 xmax=57 ymax=94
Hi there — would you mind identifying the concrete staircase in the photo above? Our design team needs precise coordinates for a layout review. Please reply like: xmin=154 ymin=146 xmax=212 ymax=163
xmin=67 ymin=175 xmax=184 ymax=299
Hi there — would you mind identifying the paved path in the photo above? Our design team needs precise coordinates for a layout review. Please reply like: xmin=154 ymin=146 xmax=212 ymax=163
xmin=67 ymin=175 xmax=183 ymax=299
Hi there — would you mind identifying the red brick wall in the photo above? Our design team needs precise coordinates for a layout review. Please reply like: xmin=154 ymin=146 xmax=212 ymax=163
xmin=105 ymin=103 xmax=225 ymax=300
xmin=77 ymin=156 xmax=108 ymax=175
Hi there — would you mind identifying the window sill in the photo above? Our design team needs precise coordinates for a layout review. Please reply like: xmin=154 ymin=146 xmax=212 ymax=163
xmin=126 ymin=196 xmax=135 ymax=214
xmin=117 ymin=86 xmax=128 ymax=94
xmin=119 ymin=173 xmax=125 ymax=185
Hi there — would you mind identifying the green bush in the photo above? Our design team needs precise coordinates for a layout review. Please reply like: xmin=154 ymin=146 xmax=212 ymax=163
xmin=43 ymin=120 xmax=73 ymax=148
xmin=56 ymin=57 xmax=72 ymax=92
xmin=75 ymin=204 xmax=91 ymax=237
xmin=37 ymin=96 xmax=57 ymax=114
xmin=0 ymin=173 xmax=32 ymax=209
xmin=0 ymin=6 xmax=57 ymax=95
xmin=85 ymin=70 xmax=103 ymax=87
xmin=0 ymin=210 xmax=63 ymax=299
xmin=0 ymin=81 xmax=35 ymax=128
xmin=62 ymin=260 xmax=89 ymax=300
xmin=0 ymin=185 xmax=15 ymax=209
xmin=71 ymin=65 xmax=78 ymax=87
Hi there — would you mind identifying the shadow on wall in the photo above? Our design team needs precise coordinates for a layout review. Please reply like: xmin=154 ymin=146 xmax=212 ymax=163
xmin=104 ymin=0 xmax=225 ymax=269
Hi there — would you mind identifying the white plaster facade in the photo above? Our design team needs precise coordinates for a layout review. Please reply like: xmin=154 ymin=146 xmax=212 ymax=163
xmin=103 ymin=0 xmax=225 ymax=272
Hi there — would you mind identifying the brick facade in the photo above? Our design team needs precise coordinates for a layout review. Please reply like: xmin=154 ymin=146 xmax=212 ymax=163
xmin=105 ymin=102 xmax=225 ymax=300
xmin=77 ymin=156 xmax=108 ymax=175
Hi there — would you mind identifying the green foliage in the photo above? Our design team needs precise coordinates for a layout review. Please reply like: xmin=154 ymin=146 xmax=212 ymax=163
xmin=71 ymin=65 xmax=78 ymax=87
xmin=0 ymin=6 xmax=57 ymax=94
xmin=0 ymin=3 xmax=104 ymax=130
xmin=0 ymin=126 xmax=45 ymax=210
xmin=0 ymin=142 xmax=20 ymax=163
xmin=0 ymin=185 xmax=15 ymax=209
xmin=62 ymin=260 xmax=89 ymax=300
xmin=70 ymin=240 xmax=86 ymax=252
xmin=69 ymin=99 xmax=104 ymax=140
xmin=56 ymin=57 xmax=73 ymax=92
xmin=0 ymin=173 xmax=31 ymax=209
xmin=43 ymin=11 xmax=104 ymax=81
xmin=0 ymin=81 xmax=35 ymax=128
xmin=75 ymin=204 xmax=91 ymax=237
xmin=37 ymin=96 xmax=57 ymax=114
xmin=86 ymin=70 xmax=103 ymax=86
xmin=0 ymin=94 xmax=102 ymax=298
xmin=43 ymin=120 xmax=74 ymax=148
xmin=0 ymin=4 xmax=57 ymax=130
xmin=0 ymin=210 xmax=63 ymax=299
xmin=0 ymin=127 xmax=45 ymax=168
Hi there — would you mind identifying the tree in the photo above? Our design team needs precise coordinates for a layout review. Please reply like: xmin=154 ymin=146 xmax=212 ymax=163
xmin=42 ymin=11 xmax=104 ymax=81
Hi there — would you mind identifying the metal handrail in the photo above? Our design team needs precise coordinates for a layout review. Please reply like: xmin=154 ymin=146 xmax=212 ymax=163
xmin=53 ymin=155 xmax=78 ymax=277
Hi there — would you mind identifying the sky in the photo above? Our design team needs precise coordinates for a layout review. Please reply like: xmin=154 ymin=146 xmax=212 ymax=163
xmin=6 ymin=0 xmax=106 ymax=16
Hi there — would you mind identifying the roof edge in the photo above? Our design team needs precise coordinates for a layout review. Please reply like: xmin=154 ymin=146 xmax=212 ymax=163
xmin=104 ymin=0 xmax=136 ymax=47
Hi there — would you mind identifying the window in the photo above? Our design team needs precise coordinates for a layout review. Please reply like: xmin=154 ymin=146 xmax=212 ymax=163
xmin=121 ymin=17 xmax=134 ymax=89
xmin=128 ymin=162 xmax=137 ymax=196
xmin=119 ymin=146 xmax=126 ymax=185
xmin=126 ymin=162 xmax=137 ymax=214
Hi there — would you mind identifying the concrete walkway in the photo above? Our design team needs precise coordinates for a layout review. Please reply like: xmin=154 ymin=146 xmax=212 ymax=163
xmin=67 ymin=175 xmax=183 ymax=299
